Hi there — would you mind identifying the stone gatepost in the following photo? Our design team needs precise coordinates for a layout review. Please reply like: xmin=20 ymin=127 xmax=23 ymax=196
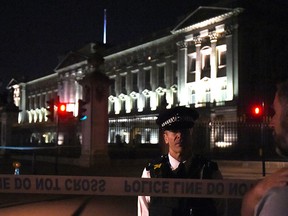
xmin=78 ymin=71 xmax=110 ymax=167
xmin=0 ymin=105 xmax=19 ymax=153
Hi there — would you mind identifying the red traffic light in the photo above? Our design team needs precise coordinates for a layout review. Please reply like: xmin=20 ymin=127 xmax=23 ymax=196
xmin=58 ymin=103 xmax=67 ymax=113
xmin=251 ymin=105 xmax=263 ymax=116
xmin=57 ymin=102 xmax=74 ymax=120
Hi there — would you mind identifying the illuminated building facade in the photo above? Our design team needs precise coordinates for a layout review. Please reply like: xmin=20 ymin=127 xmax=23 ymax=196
xmin=2 ymin=1 xmax=288 ymax=163
xmin=105 ymin=6 xmax=242 ymax=148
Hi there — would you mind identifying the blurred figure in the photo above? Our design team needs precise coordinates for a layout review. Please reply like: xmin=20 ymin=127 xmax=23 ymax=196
xmin=241 ymin=79 xmax=288 ymax=216
xmin=138 ymin=106 xmax=226 ymax=216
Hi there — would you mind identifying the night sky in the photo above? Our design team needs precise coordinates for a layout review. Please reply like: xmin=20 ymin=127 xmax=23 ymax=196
xmin=1 ymin=0 xmax=287 ymax=89
xmin=1 ymin=0 xmax=215 ymax=87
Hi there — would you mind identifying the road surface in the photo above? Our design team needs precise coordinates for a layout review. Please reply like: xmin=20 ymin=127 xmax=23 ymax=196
xmin=0 ymin=194 xmax=137 ymax=216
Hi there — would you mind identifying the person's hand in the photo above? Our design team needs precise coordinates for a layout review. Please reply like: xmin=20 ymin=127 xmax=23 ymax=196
xmin=241 ymin=167 xmax=288 ymax=216
xmin=253 ymin=167 xmax=288 ymax=197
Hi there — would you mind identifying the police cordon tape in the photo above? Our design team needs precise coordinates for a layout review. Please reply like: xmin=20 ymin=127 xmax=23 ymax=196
xmin=0 ymin=175 xmax=256 ymax=199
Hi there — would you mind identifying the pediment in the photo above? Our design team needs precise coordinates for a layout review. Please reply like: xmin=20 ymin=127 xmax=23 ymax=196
xmin=54 ymin=52 xmax=88 ymax=71
xmin=172 ymin=6 xmax=234 ymax=33
xmin=54 ymin=42 xmax=104 ymax=72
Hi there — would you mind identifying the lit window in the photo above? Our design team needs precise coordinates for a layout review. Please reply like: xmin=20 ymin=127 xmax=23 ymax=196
xmin=201 ymin=47 xmax=211 ymax=79
xmin=205 ymin=88 xmax=211 ymax=103
xmin=219 ymin=50 xmax=226 ymax=66
xmin=188 ymin=53 xmax=196 ymax=72
xmin=217 ymin=45 xmax=227 ymax=77
xmin=187 ymin=53 xmax=196 ymax=83
xmin=221 ymin=85 xmax=227 ymax=102
xmin=145 ymin=129 xmax=151 ymax=143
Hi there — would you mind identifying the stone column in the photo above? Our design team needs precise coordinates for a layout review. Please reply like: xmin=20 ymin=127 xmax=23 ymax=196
xmin=138 ymin=67 xmax=145 ymax=112
xmin=177 ymin=40 xmax=188 ymax=106
xmin=58 ymin=75 xmax=67 ymax=103
xmin=194 ymin=37 xmax=202 ymax=105
xmin=114 ymin=97 xmax=121 ymax=114
xmin=68 ymin=73 xmax=76 ymax=104
xmin=226 ymin=26 xmax=236 ymax=100
xmin=210 ymin=32 xmax=218 ymax=102
xmin=194 ymin=37 xmax=202 ymax=82
xmin=19 ymin=83 xmax=26 ymax=123
xmin=75 ymin=80 xmax=82 ymax=116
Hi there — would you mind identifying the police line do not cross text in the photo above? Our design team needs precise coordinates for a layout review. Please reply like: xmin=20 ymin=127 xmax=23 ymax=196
xmin=0 ymin=175 xmax=255 ymax=199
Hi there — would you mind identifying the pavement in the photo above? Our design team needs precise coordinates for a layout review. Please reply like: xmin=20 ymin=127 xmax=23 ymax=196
xmin=2 ymin=155 xmax=287 ymax=216
xmin=0 ymin=155 xmax=146 ymax=177
xmin=1 ymin=154 xmax=288 ymax=179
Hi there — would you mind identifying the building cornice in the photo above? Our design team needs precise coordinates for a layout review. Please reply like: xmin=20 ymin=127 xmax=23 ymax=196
xmin=104 ymin=35 xmax=174 ymax=60
xmin=55 ymin=60 xmax=89 ymax=73
xmin=171 ymin=7 xmax=244 ymax=35
xmin=26 ymin=73 xmax=57 ymax=85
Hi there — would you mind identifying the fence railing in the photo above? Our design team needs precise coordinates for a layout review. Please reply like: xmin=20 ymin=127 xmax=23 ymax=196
xmin=108 ymin=120 xmax=281 ymax=161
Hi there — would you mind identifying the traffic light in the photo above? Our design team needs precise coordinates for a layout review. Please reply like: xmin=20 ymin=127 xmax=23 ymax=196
xmin=46 ymin=99 xmax=55 ymax=122
xmin=250 ymin=104 xmax=264 ymax=122
xmin=58 ymin=103 xmax=67 ymax=117
xmin=252 ymin=105 xmax=263 ymax=116
xmin=57 ymin=102 xmax=74 ymax=121
xmin=78 ymin=99 xmax=87 ymax=121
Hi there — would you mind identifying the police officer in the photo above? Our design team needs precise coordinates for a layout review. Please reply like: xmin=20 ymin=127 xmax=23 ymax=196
xmin=138 ymin=106 xmax=225 ymax=216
